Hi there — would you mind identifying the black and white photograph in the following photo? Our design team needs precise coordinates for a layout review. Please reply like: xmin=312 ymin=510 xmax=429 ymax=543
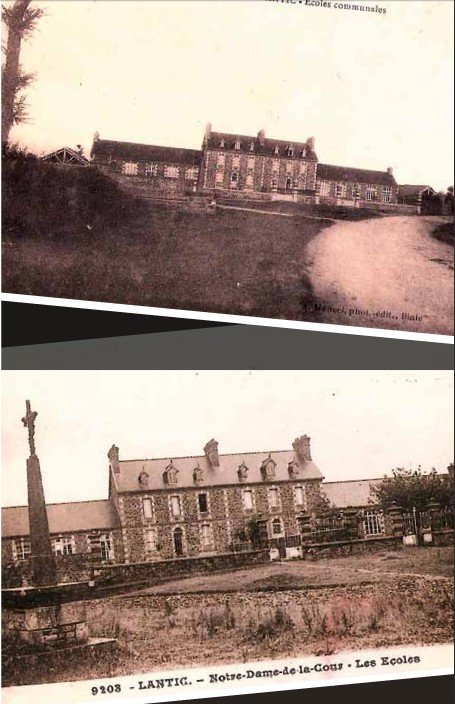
xmin=1 ymin=370 xmax=454 ymax=704
xmin=1 ymin=0 xmax=453 ymax=339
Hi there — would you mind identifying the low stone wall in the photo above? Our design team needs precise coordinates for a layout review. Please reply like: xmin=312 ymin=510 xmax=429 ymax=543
xmin=2 ymin=550 xmax=269 ymax=590
xmin=316 ymin=196 xmax=419 ymax=215
xmin=98 ymin=550 xmax=269 ymax=587
xmin=302 ymin=536 xmax=402 ymax=560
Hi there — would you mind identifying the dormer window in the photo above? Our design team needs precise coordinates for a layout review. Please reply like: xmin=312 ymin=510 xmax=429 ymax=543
xmin=163 ymin=460 xmax=179 ymax=486
xmin=288 ymin=460 xmax=300 ymax=479
xmin=249 ymin=141 xmax=255 ymax=152
xmin=193 ymin=464 xmax=204 ymax=485
xmin=287 ymin=146 xmax=294 ymax=157
xmin=234 ymin=139 xmax=241 ymax=150
xmin=138 ymin=468 xmax=149 ymax=488
xmin=274 ymin=145 xmax=280 ymax=155
xmin=260 ymin=455 xmax=277 ymax=481
xmin=301 ymin=148 xmax=307 ymax=158
xmin=237 ymin=462 xmax=249 ymax=482
xmin=219 ymin=139 xmax=225 ymax=148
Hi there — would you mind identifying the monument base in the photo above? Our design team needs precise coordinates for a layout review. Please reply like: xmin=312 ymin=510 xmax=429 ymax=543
xmin=4 ymin=602 xmax=90 ymax=652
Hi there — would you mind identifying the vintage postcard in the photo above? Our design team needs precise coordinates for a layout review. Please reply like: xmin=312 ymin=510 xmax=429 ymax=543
xmin=1 ymin=0 xmax=453 ymax=342
xmin=1 ymin=370 xmax=454 ymax=704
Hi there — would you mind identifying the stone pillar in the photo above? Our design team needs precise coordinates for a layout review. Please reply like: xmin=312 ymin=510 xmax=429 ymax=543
xmin=387 ymin=502 xmax=404 ymax=538
xmin=26 ymin=454 xmax=57 ymax=587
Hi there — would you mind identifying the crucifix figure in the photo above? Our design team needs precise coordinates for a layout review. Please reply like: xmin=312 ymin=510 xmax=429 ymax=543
xmin=22 ymin=399 xmax=38 ymax=456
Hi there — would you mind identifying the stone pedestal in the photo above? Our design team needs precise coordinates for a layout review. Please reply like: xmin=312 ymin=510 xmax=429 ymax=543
xmin=5 ymin=602 xmax=89 ymax=653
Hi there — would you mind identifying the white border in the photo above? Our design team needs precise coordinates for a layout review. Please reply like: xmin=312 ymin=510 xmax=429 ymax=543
xmin=1 ymin=293 xmax=453 ymax=345
xmin=1 ymin=644 xmax=453 ymax=704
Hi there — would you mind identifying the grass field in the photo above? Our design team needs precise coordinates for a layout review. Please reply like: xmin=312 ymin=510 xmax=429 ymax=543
xmin=3 ymin=548 xmax=453 ymax=687
xmin=2 ymin=203 xmax=331 ymax=320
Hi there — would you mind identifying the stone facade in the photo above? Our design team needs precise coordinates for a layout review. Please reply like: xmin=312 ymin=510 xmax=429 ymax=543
xmin=90 ymin=124 xmax=409 ymax=210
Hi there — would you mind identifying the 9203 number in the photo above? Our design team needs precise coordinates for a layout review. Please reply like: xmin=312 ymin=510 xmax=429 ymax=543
xmin=92 ymin=684 xmax=121 ymax=695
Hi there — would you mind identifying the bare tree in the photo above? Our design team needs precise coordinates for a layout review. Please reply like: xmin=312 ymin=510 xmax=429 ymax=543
xmin=1 ymin=0 xmax=44 ymax=145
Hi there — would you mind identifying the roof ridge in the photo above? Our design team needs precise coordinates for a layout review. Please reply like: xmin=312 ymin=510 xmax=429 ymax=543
xmin=119 ymin=448 xmax=296 ymax=464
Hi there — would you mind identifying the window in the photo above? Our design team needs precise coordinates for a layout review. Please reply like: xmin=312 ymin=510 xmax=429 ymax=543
xmin=272 ymin=159 xmax=280 ymax=173
xmin=122 ymin=161 xmax=138 ymax=176
xmin=299 ymin=162 xmax=307 ymax=175
xmin=335 ymin=183 xmax=347 ymax=198
xmin=363 ymin=510 xmax=385 ymax=536
xmin=185 ymin=167 xmax=199 ymax=181
xmin=217 ymin=153 xmax=226 ymax=167
xmin=215 ymin=170 xmax=224 ymax=187
xmin=247 ymin=156 xmax=255 ymax=170
xmin=294 ymin=486 xmax=306 ymax=508
xmin=271 ymin=518 xmax=283 ymax=536
xmin=249 ymin=141 xmax=255 ymax=152
xmin=243 ymin=489 xmax=254 ymax=511
xmin=232 ymin=154 xmax=240 ymax=168
xmin=271 ymin=177 xmax=278 ymax=189
xmin=317 ymin=181 xmax=330 ymax=197
xmin=274 ymin=145 xmax=280 ymax=155
xmin=198 ymin=493 xmax=209 ymax=514
xmin=285 ymin=176 xmax=293 ymax=190
xmin=144 ymin=527 xmax=158 ymax=558
xmin=170 ymin=495 xmax=182 ymax=519
xmin=164 ymin=165 xmax=179 ymax=179
xmin=231 ymin=172 xmax=239 ymax=184
xmin=100 ymin=534 xmax=113 ymax=562
xmin=288 ymin=146 xmax=294 ymax=157
xmin=382 ymin=186 xmax=392 ymax=203
xmin=200 ymin=523 xmax=214 ymax=551
xmin=300 ymin=148 xmax=307 ymax=158
xmin=145 ymin=163 xmax=158 ymax=177
xmin=246 ymin=174 xmax=254 ymax=189
xmin=268 ymin=488 xmax=279 ymax=508
xmin=219 ymin=139 xmax=225 ymax=148
xmin=13 ymin=538 xmax=31 ymax=561
xmin=366 ymin=186 xmax=377 ymax=201
xmin=234 ymin=139 xmax=241 ymax=150
xmin=353 ymin=184 xmax=361 ymax=198
xmin=52 ymin=536 xmax=74 ymax=556
xmin=143 ymin=497 xmax=153 ymax=520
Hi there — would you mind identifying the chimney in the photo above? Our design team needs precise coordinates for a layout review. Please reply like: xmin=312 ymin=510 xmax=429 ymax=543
xmin=204 ymin=439 xmax=219 ymax=468
xmin=257 ymin=129 xmax=266 ymax=146
xmin=306 ymin=136 xmax=315 ymax=152
xmin=292 ymin=435 xmax=312 ymax=464
xmin=204 ymin=123 xmax=212 ymax=143
xmin=93 ymin=131 xmax=100 ymax=142
xmin=387 ymin=167 xmax=394 ymax=176
xmin=108 ymin=444 xmax=120 ymax=474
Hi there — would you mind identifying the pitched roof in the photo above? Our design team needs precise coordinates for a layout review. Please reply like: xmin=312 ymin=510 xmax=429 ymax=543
xmin=205 ymin=131 xmax=318 ymax=161
xmin=1 ymin=500 xmax=120 ymax=539
xmin=90 ymin=139 xmax=202 ymax=166
xmin=398 ymin=185 xmax=435 ymax=197
xmin=317 ymin=163 xmax=397 ymax=186
xmin=322 ymin=478 xmax=384 ymax=508
xmin=41 ymin=147 xmax=90 ymax=166
xmin=113 ymin=450 xmax=323 ymax=494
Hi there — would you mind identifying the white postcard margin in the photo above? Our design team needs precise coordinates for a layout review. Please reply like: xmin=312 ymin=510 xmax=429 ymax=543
xmin=2 ymin=643 xmax=453 ymax=704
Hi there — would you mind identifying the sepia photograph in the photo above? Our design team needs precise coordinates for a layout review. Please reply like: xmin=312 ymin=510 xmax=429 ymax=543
xmin=1 ymin=0 xmax=454 ymax=339
xmin=1 ymin=370 xmax=454 ymax=704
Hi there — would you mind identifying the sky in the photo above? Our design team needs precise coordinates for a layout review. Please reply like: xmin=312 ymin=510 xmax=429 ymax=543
xmin=3 ymin=0 xmax=453 ymax=190
xmin=1 ymin=370 xmax=454 ymax=508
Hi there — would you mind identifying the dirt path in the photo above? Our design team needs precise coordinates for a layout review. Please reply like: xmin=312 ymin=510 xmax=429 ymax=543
xmin=306 ymin=216 xmax=454 ymax=335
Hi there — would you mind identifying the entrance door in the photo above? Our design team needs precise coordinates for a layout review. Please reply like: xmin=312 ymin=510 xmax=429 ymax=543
xmin=173 ymin=528 xmax=184 ymax=557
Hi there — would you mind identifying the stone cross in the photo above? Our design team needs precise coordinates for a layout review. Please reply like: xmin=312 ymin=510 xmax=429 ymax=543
xmin=21 ymin=400 xmax=58 ymax=586
xmin=22 ymin=399 xmax=38 ymax=456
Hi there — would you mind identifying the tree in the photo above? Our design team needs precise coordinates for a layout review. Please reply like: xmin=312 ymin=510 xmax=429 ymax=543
xmin=1 ymin=0 xmax=44 ymax=144
xmin=369 ymin=466 xmax=454 ymax=513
